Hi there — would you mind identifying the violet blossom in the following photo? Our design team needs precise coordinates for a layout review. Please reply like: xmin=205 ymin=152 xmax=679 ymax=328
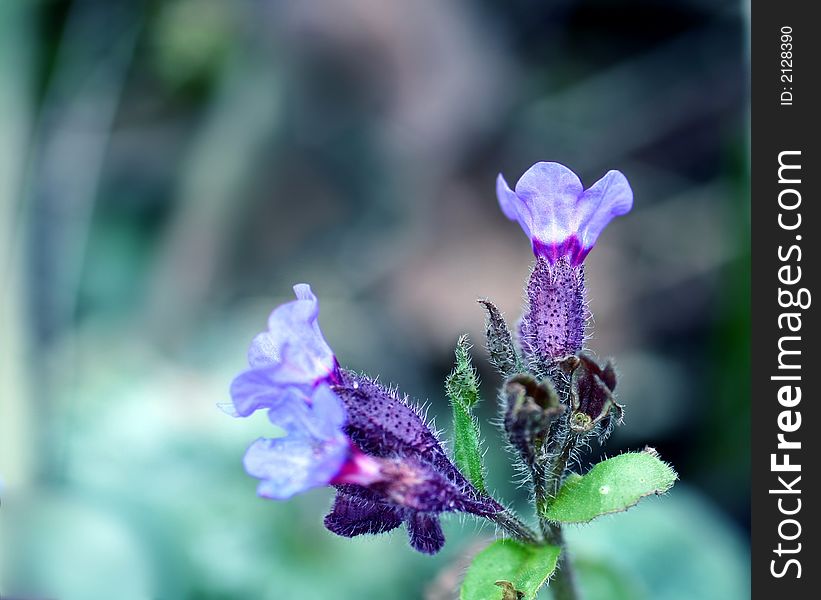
xmin=496 ymin=162 xmax=633 ymax=370
xmin=496 ymin=161 xmax=633 ymax=265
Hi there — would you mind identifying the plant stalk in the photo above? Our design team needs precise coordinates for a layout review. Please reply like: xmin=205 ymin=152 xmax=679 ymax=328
xmin=488 ymin=508 xmax=541 ymax=546
xmin=538 ymin=426 xmax=582 ymax=599
xmin=550 ymin=542 xmax=581 ymax=600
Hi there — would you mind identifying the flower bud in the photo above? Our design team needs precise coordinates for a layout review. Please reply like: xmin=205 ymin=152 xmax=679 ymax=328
xmin=478 ymin=299 xmax=521 ymax=376
xmin=502 ymin=374 xmax=564 ymax=465
xmin=567 ymin=353 xmax=623 ymax=434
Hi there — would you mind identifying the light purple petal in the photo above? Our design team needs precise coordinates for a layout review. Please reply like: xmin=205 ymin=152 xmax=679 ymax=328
xmin=229 ymin=364 xmax=294 ymax=417
xmin=514 ymin=162 xmax=584 ymax=250
xmin=230 ymin=357 xmax=346 ymax=422
xmin=242 ymin=384 xmax=350 ymax=499
xmin=247 ymin=284 xmax=336 ymax=385
xmin=267 ymin=384 xmax=346 ymax=440
xmin=496 ymin=174 xmax=532 ymax=239
xmin=574 ymin=170 xmax=633 ymax=256
xmin=244 ymin=434 xmax=349 ymax=500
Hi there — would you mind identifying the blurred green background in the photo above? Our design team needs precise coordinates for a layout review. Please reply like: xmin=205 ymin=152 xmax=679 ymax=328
xmin=0 ymin=0 xmax=749 ymax=598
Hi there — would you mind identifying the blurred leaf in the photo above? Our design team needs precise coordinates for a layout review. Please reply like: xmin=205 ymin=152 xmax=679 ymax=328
xmin=152 ymin=0 xmax=235 ymax=90
xmin=563 ymin=487 xmax=750 ymax=600
xmin=544 ymin=449 xmax=677 ymax=524
xmin=460 ymin=539 xmax=560 ymax=600
xmin=446 ymin=335 xmax=485 ymax=491
xmin=570 ymin=557 xmax=647 ymax=600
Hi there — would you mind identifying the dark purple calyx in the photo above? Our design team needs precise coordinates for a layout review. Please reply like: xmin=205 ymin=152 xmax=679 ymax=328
xmin=324 ymin=491 xmax=404 ymax=537
xmin=333 ymin=371 xmax=480 ymax=494
xmin=479 ymin=299 xmax=522 ymax=376
xmin=372 ymin=457 xmax=499 ymax=515
xmin=518 ymin=256 xmax=589 ymax=371
xmin=333 ymin=371 xmax=441 ymax=458
xmin=502 ymin=374 xmax=564 ymax=466
xmin=323 ymin=371 xmax=503 ymax=554
xmin=406 ymin=512 xmax=445 ymax=554
xmin=568 ymin=353 xmax=623 ymax=433
xmin=326 ymin=484 xmax=457 ymax=555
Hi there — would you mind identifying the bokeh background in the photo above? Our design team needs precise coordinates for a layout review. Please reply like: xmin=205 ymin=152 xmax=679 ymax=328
xmin=0 ymin=0 xmax=750 ymax=598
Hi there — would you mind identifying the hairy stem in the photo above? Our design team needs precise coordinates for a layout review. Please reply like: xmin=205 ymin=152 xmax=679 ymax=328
xmin=530 ymin=457 xmax=557 ymax=542
xmin=546 ymin=430 xmax=578 ymax=500
xmin=539 ymin=426 xmax=582 ymax=599
xmin=487 ymin=508 xmax=540 ymax=546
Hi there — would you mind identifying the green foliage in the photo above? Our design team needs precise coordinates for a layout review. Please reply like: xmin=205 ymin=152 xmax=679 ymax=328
xmin=544 ymin=449 xmax=677 ymax=524
xmin=569 ymin=557 xmax=646 ymax=600
xmin=446 ymin=335 xmax=486 ymax=491
xmin=461 ymin=539 xmax=561 ymax=600
xmin=563 ymin=487 xmax=751 ymax=600
xmin=447 ymin=334 xmax=481 ymax=408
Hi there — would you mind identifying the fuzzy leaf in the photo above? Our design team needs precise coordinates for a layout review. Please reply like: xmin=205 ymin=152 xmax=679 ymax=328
xmin=461 ymin=539 xmax=561 ymax=600
xmin=544 ymin=448 xmax=677 ymax=524
xmin=446 ymin=335 xmax=486 ymax=491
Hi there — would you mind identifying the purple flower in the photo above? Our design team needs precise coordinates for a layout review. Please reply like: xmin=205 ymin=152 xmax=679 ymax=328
xmin=497 ymin=162 xmax=633 ymax=265
xmin=228 ymin=284 xmax=501 ymax=554
xmin=496 ymin=162 xmax=633 ymax=369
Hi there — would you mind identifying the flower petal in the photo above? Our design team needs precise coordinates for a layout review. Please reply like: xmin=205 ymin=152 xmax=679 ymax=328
xmin=496 ymin=173 xmax=532 ymax=239
xmin=256 ymin=384 xmax=345 ymax=439
xmin=244 ymin=433 xmax=349 ymax=500
xmin=240 ymin=385 xmax=358 ymax=499
xmin=229 ymin=364 xmax=294 ymax=417
xmin=513 ymin=162 xmax=584 ymax=254
xmin=572 ymin=170 xmax=633 ymax=263
xmin=231 ymin=346 xmax=346 ymax=418
xmin=307 ymin=383 xmax=348 ymax=437
xmin=247 ymin=284 xmax=336 ymax=385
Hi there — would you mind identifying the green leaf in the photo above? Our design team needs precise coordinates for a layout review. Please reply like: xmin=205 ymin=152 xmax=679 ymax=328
xmin=461 ymin=539 xmax=561 ymax=600
xmin=446 ymin=335 xmax=486 ymax=491
xmin=544 ymin=448 xmax=677 ymax=524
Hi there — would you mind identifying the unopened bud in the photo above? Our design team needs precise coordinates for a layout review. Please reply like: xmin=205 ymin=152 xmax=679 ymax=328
xmin=502 ymin=374 xmax=564 ymax=464
xmin=566 ymin=353 xmax=623 ymax=434
xmin=478 ymin=299 xmax=522 ymax=376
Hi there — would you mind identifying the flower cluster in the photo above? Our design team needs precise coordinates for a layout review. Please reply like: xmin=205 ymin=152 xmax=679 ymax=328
xmin=228 ymin=285 xmax=500 ymax=554
xmin=227 ymin=160 xmax=633 ymax=558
